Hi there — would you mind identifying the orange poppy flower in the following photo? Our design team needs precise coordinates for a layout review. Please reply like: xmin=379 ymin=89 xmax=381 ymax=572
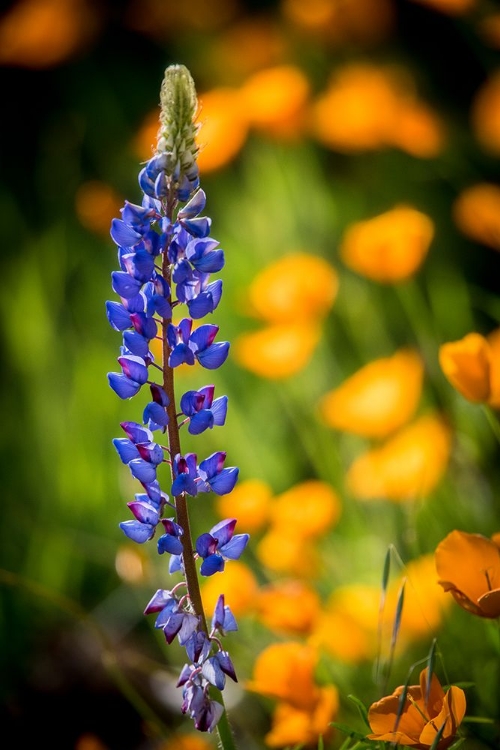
xmin=246 ymin=252 xmax=338 ymax=324
xmin=452 ymin=182 xmax=500 ymax=251
xmin=246 ymin=641 xmax=319 ymax=709
xmin=256 ymin=580 xmax=321 ymax=636
xmin=215 ymin=478 xmax=271 ymax=533
xmin=234 ymin=322 xmax=321 ymax=379
xmin=339 ymin=205 xmax=434 ymax=283
xmin=75 ymin=181 xmax=123 ymax=237
xmin=196 ymin=87 xmax=249 ymax=173
xmin=238 ymin=65 xmax=310 ymax=139
xmin=0 ymin=0 xmax=98 ymax=69
xmin=367 ymin=668 xmax=466 ymax=748
xmin=256 ymin=528 xmax=320 ymax=578
xmin=201 ymin=560 xmax=258 ymax=618
xmin=346 ymin=413 xmax=451 ymax=501
xmin=269 ymin=480 xmax=341 ymax=537
xmin=439 ymin=331 xmax=500 ymax=406
xmin=435 ymin=530 xmax=500 ymax=618
xmin=319 ymin=349 xmax=424 ymax=439
xmin=264 ymin=687 xmax=339 ymax=748
xmin=309 ymin=584 xmax=381 ymax=663
xmin=472 ymin=70 xmax=500 ymax=156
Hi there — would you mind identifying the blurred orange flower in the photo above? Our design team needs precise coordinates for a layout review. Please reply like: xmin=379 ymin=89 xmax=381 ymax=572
xmin=309 ymin=584 xmax=381 ymax=663
xmin=386 ymin=554 xmax=451 ymax=641
xmin=157 ymin=733 xmax=214 ymax=750
xmin=472 ymin=70 xmax=500 ymax=155
xmin=281 ymin=0 xmax=394 ymax=47
xmin=215 ymin=478 xmax=271 ymax=533
xmin=319 ymin=349 xmax=424 ymax=439
xmin=435 ymin=529 xmax=500 ymax=618
xmin=246 ymin=252 xmax=339 ymax=324
xmin=196 ymin=88 xmax=249 ymax=173
xmin=269 ymin=480 xmax=341 ymax=537
xmin=264 ymin=687 xmax=338 ymax=748
xmin=367 ymin=668 xmax=466 ymax=747
xmin=234 ymin=322 xmax=321 ymax=379
xmin=311 ymin=64 xmax=400 ymax=152
xmin=0 ymin=0 xmax=98 ymax=68
xmin=310 ymin=63 xmax=444 ymax=157
xmin=452 ymin=183 xmax=500 ymax=250
xmin=238 ymin=65 xmax=310 ymax=139
xmin=439 ymin=331 xmax=500 ymax=407
xmin=247 ymin=641 xmax=319 ymax=708
xmin=339 ymin=205 xmax=434 ymax=283
xmin=256 ymin=527 xmax=321 ymax=578
xmin=75 ymin=181 xmax=123 ymax=237
xmin=235 ymin=252 xmax=337 ymax=378
xmin=256 ymin=580 xmax=321 ymax=636
xmin=208 ymin=16 xmax=288 ymax=80
xmin=201 ymin=560 xmax=258 ymax=618
xmin=347 ymin=413 xmax=451 ymax=501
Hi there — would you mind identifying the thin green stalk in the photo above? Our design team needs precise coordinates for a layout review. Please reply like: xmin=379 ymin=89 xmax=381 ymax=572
xmin=481 ymin=405 xmax=500 ymax=447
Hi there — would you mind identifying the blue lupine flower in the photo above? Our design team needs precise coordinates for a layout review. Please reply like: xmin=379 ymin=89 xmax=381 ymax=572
xmin=211 ymin=594 xmax=238 ymax=635
xmin=157 ymin=518 xmax=184 ymax=555
xmin=195 ymin=519 xmax=249 ymax=576
xmin=197 ymin=451 xmax=239 ymax=495
xmin=180 ymin=385 xmax=228 ymax=435
xmin=201 ymin=650 xmax=237 ymax=690
xmin=107 ymin=64 xmax=244 ymax=735
xmin=171 ymin=453 xmax=199 ymax=496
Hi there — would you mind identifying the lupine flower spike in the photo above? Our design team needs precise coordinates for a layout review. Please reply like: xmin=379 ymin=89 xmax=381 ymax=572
xmin=106 ymin=64 xmax=248 ymax=743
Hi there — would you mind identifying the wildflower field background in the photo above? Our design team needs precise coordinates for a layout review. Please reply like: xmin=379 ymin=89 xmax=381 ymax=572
xmin=2 ymin=0 xmax=500 ymax=748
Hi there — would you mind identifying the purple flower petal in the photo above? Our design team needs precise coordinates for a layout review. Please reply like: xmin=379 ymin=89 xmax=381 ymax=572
xmin=113 ymin=438 xmax=140 ymax=464
xmin=106 ymin=301 xmax=131 ymax=331
xmin=210 ymin=467 xmax=239 ymax=495
xmin=143 ymin=588 xmax=174 ymax=615
xmin=196 ymin=341 xmax=230 ymax=369
xmin=220 ymin=533 xmax=249 ymax=560
xmin=202 ymin=656 xmax=226 ymax=690
xmin=129 ymin=458 xmax=157 ymax=483
xmin=200 ymin=554 xmax=225 ymax=576
xmin=111 ymin=271 xmax=142 ymax=299
xmin=110 ymin=218 xmax=142 ymax=247
xmin=127 ymin=500 xmax=159 ymax=526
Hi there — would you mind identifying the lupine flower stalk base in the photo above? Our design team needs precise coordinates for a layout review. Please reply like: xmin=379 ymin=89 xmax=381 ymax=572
xmin=106 ymin=64 xmax=248 ymax=741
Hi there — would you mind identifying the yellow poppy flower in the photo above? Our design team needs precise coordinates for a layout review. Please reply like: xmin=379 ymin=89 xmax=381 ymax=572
xmin=367 ymin=668 xmax=466 ymax=748
xmin=339 ymin=205 xmax=434 ymax=283
xmin=346 ymin=413 xmax=451 ymax=501
xmin=319 ymin=349 xmax=424 ymax=438
xmin=435 ymin=529 xmax=500 ymax=618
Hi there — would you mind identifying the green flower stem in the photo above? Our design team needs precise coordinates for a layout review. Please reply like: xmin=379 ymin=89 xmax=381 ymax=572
xmin=482 ymin=405 xmax=500 ymax=447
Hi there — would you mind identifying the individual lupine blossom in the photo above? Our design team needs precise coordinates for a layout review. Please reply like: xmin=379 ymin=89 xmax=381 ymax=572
xmin=105 ymin=64 xmax=248 ymax=733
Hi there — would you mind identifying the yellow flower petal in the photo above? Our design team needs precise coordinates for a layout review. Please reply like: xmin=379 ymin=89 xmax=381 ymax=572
xmin=452 ymin=182 xmax=500 ymax=251
xmin=196 ymin=87 xmax=249 ymax=173
xmin=265 ymin=687 xmax=339 ymax=748
xmin=340 ymin=205 xmax=434 ymax=283
xmin=319 ymin=349 xmax=424 ymax=438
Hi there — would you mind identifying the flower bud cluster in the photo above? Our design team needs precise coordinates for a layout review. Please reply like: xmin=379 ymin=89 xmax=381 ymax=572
xmin=105 ymin=65 xmax=248 ymax=732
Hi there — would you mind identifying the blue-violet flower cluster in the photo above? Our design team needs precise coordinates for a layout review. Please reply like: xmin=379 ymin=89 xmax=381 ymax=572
xmin=105 ymin=64 xmax=249 ymax=733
